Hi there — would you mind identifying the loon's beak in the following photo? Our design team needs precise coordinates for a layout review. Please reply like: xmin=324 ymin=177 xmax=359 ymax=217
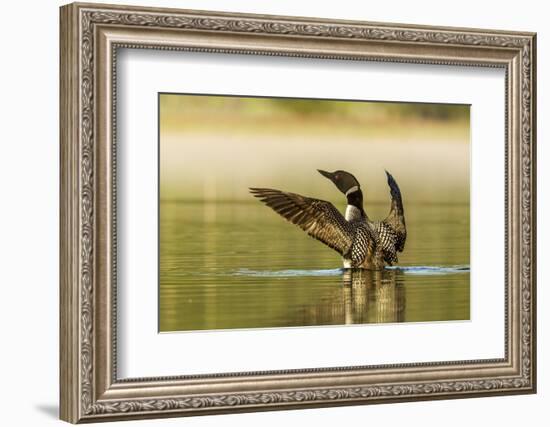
xmin=317 ymin=169 xmax=335 ymax=181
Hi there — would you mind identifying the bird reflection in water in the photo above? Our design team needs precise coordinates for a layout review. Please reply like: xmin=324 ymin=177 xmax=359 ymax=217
xmin=305 ymin=269 xmax=405 ymax=326
xmin=342 ymin=268 xmax=405 ymax=324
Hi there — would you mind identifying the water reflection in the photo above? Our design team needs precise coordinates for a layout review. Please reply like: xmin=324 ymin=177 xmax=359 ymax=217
xmin=339 ymin=269 xmax=404 ymax=325
xmin=159 ymin=202 xmax=470 ymax=332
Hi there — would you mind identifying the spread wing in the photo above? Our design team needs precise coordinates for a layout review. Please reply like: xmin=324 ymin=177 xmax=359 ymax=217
xmin=383 ymin=171 xmax=407 ymax=252
xmin=375 ymin=222 xmax=399 ymax=265
xmin=250 ymin=188 xmax=354 ymax=256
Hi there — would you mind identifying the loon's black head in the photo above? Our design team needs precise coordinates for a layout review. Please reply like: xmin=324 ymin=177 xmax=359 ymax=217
xmin=317 ymin=169 xmax=361 ymax=196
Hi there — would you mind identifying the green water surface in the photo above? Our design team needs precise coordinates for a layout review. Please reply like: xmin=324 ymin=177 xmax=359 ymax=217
xmin=159 ymin=202 xmax=469 ymax=332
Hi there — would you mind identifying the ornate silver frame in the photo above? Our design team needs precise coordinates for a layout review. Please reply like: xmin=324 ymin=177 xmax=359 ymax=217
xmin=60 ymin=2 xmax=536 ymax=423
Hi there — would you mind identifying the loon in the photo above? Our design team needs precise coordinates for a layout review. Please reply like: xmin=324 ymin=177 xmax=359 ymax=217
xmin=250 ymin=170 xmax=406 ymax=270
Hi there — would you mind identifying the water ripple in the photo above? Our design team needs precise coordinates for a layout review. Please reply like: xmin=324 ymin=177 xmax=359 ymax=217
xmin=232 ymin=265 xmax=469 ymax=278
xmin=232 ymin=268 xmax=343 ymax=277
xmin=386 ymin=265 xmax=470 ymax=275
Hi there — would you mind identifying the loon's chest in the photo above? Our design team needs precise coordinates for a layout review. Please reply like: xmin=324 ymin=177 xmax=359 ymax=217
xmin=344 ymin=204 xmax=362 ymax=222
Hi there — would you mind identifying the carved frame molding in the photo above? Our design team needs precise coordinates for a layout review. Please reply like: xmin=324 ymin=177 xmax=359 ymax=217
xmin=60 ymin=2 xmax=536 ymax=423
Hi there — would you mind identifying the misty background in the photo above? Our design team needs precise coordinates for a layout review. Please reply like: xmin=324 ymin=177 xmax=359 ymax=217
xmin=159 ymin=94 xmax=470 ymax=206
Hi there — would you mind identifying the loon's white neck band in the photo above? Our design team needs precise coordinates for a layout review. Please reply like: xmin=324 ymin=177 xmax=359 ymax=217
xmin=345 ymin=185 xmax=360 ymax=196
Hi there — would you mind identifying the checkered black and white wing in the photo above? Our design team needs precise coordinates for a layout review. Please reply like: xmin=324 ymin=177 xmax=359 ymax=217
xmin=250 ymin=188 xmax=355 ymax=256
xmin=383 ymin=171 xmax=407 ymax=252
xmin=350 ymin=224 xmax=377 ymax=266
xmin=375 ymin=222 xmax=399 ymax=265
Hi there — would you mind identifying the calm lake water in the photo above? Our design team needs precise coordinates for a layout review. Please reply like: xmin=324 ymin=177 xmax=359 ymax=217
xmin=159 ymin=202 xmax=470 ymax=332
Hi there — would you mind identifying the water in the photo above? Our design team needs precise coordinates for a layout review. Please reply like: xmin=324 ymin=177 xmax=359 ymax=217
xmin=160 ymin=202 xmax=470 ymax=332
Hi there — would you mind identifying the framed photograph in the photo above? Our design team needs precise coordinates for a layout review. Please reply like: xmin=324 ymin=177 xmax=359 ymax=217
xmin=60 ymin=2 xmax=537 ymax=423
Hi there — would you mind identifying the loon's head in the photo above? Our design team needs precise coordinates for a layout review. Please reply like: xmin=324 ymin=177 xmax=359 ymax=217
xmin=317 ymin=169 xmax=361 ymax=196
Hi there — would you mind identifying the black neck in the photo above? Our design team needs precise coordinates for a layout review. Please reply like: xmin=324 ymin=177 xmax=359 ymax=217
xmin=346 ymin=189 xmax=364 ymax=213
